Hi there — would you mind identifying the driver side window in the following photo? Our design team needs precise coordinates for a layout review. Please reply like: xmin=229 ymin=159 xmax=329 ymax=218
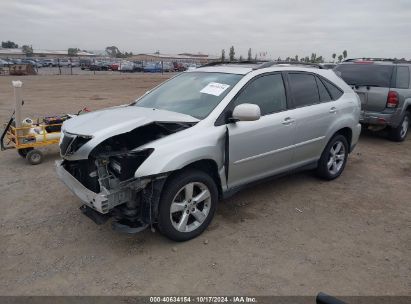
xmin=233 ymin=74 xmax=287 ymax=115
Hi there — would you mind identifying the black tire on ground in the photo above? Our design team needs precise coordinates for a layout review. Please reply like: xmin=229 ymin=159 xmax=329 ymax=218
xmin=157 ymin=169 xmax=218 ymax=242
xmin=17 ymin=148 xmax=33 ymax=158
xmin=26 ymin=149 xmax=43 ymax=165
xmin=388 ymin=112 xmax=409 ymax=142
xmin=316 ymin=134 xmax=349 ymax=180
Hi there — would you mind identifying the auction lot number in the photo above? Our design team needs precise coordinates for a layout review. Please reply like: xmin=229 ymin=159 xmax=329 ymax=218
xmin=150 ymin=297 xmax=256 ymax=303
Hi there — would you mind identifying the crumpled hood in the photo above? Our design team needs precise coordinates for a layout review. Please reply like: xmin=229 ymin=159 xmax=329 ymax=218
xmin=60 ymin=105 xmax=199 ymax=160
xmin=62 ymin=106 xmax=199 ymax=137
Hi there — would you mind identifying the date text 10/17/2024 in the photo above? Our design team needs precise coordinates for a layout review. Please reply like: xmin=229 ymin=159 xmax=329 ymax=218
xmin=150 ymin=297 xmax=257 ymax=303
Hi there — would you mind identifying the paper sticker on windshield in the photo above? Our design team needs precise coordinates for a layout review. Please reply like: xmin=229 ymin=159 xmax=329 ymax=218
xmin=200 ymin=82 xmax=230 ymax=96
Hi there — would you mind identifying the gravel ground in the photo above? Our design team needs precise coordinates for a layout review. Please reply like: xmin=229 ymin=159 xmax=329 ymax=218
xmin=0 ymin=74 xmax=410 ymax=296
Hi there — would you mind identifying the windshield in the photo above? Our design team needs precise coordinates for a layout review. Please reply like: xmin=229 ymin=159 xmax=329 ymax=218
xmin=335 ymin=64 xmax=394 ymax=87
xmin=135 ymin=72 xmax=243 ymax=119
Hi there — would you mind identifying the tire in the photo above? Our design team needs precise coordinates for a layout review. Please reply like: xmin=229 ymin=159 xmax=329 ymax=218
xmin=17 ymin=147 xmax=33 ymax=158
xmin=26 ymin=149 xmax=43 ymax=165
xmin=316 ymin=134 xmax=349 ymax=180
xmin=157 ymin=169 xmax=218 ymax=242
xmin=388 ymin=112 xmax=409 ymax=142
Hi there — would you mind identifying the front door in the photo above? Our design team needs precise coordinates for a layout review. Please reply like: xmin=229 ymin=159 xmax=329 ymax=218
xmin=227 ymin=73 xmax=296 ymax=188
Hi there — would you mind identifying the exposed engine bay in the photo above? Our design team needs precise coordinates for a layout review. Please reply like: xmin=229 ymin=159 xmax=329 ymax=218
xmin=57 ymin=121 xmax=195 ymax=232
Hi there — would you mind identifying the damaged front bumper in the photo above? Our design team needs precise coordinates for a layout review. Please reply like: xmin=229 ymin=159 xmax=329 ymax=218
xmin=55 ymin=160 xmax=149 ymax=214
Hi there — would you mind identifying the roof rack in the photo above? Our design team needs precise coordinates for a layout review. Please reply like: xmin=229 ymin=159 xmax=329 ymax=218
xmin=344 ymin=58 xmax=411 ymax=64
xmin=201 ymin=60 xmax=323 ymax=69
xmin=200 ymin=60 xmax=267 ymax=67
xmin=254 ymin=61 xmax=323 ymax=69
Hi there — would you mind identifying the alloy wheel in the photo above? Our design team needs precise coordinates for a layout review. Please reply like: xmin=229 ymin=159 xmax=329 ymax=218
xmin=400 ymin=116 xmax=409 ymax=139
xmin=170 ymin=182 xmax=211 ymax=233
xmin=327 ymin=141 xmax=346 ymax=175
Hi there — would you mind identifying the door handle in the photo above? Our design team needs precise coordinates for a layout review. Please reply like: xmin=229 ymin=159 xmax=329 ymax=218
xmin=329 ymin=107 xmax=337 ymax=114
xmin=282 ymin=117 xmax=295 ymax=125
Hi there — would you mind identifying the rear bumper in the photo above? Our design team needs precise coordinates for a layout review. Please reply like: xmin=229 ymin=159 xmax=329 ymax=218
xmin=360 ymin=109 xmax=403 ymax=127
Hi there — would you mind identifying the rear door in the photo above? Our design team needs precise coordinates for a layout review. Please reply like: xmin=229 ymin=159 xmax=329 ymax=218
xmin=335 ymin=63 xmax=394 ymax=112
xmin=285 ymin=72 xmax=341 ymax=164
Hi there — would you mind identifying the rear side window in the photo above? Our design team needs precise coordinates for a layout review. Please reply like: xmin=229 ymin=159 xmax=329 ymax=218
xmin=316 ymin=77 xmax=332 ymax=102
xmin=322 ymin=79 xmax=343 ymax=100
xmin=335 ymin=64 xmax=394 ymax=87
xmin=233 ymin=73 xmax=287 ymax=115
xmin=288 ymin=73 xmax=320 ymax=107
xmin=396 ymin=66 xmax=410 ymax=89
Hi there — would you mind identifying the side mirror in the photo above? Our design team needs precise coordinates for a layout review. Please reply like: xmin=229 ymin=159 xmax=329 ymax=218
xmin=231 ymin=103 xmax=261 ymax=122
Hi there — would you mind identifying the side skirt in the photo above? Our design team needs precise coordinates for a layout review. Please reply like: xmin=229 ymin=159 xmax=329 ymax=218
xmin=222 ymin=161 xmax=318 ymax=200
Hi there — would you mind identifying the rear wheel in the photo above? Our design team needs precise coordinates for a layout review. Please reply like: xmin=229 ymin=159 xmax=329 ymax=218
xmin=389 ymin=112 xmax=409 ymax=142
xmin=26 ymin=149 xmax=43 ymax=165
xmin=316 ymin=135 xmax=348 ymax=180
xmin=157 ymin=169 xmax=218 ymax=242
xmin=17 ymin=148 xmax=33 ymax=158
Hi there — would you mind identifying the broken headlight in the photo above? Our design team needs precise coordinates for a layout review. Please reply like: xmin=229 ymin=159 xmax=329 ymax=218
xmin=60 ymin=132 xmax=92 ymax=156
xmin=108 ymin=148 xmax=154 ymax=181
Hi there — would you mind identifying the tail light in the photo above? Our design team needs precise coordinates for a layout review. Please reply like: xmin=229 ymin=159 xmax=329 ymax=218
xmin=386 ymin=91 xmax=399 ymax=108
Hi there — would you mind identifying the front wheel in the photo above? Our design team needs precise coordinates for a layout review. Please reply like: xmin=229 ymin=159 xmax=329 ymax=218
xmin=157 ymin=169 xmax=218 ymax=242
xmin=316 ymin=134 xmax=348 ymax=180
xmin=389 ymin=112 xmax=409 ymax=142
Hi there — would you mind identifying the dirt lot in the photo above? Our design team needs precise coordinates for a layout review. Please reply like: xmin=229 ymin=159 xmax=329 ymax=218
xmin=0 ymin=74 xmax=410 ymax=296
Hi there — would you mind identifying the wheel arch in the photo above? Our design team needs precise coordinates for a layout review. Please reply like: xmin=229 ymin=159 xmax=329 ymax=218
xmin=167 ymin=159 xmax=223 ymax=199
xmin=334 ymin=127 xmax=352 ymax=149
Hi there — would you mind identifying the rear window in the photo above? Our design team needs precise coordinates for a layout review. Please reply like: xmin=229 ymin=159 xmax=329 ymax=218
xmin=396 ymin=66 xmax=410 ymax=89
xmin=335 ymin=64 xmax=394 ymax=87
xmin=315 ymin=77 xmax=332 ymax=102
xmin=288 ymin=73 xmax=320 ymax=107
xmin=322 ymin=78 xmax=343 ymax=100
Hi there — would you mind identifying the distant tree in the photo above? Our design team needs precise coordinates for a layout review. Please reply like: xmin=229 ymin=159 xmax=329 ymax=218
xmin=229 ymin=46 xmax=235 ymax=61
xmin=247 ymin=48 xmax=252 ymax=61
xmin=305 ymin=56 xmax=310 ymax=62
xmin=295 ymin=55 xmax=299 ymax=62
xmin=254 ymin=54 xmax=257 ymax=61
xmin=22 ymin=45 xmax=33 ymax=56
xmin=68 ymin=48 xmax=80 ymax=57
xmin=317 ymin=56 xmax=324 ymax=63
xmin=105 ymin=46 xmax=122 ymax=57
xmin=1 ymin=41 xmax=18 ymax=48
xmin=277 ymin=57 xmax=282 ymax=61
xmin=310 ymin=53 xmax=317 ymax=63
xmin=239 ymin=55 xmax=244 ymax=61
xmin=221 ymin=49 xmax=225 ymax=62
xmin=343 ymin=50 xmax=348 ymax=60
xmin=332 ymin=53 xmax=336 ymax=62
xmin=338 ymin=54 xmax=343 ymax=62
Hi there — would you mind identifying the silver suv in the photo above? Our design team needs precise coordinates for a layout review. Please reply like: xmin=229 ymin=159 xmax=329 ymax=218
xmin=56 ymin=62 xmax=361 ymax=241
xmin=335 ymin=58 xmax=411 ymax=141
